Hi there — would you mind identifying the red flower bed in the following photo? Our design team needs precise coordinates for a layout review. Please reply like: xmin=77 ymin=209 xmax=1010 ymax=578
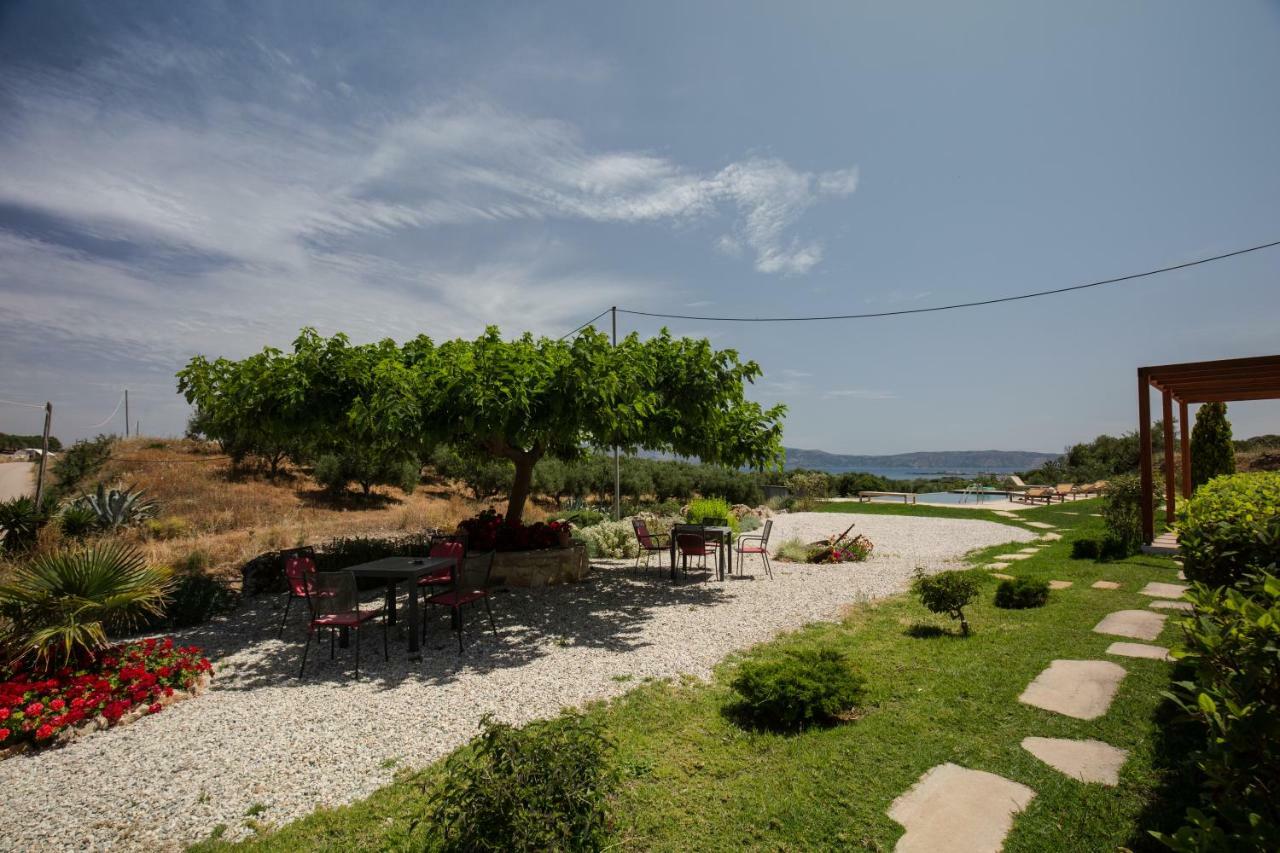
xmin=458 ymin=509 xmax=573 ymax=552
xmin=0 ymin=637 xmax=212 ymax=754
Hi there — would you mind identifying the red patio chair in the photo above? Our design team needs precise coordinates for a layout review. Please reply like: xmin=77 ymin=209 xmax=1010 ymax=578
xmin=675 ymin=532 xmax=715 ymax=581
xmin=418 ymin=539 xmax=464 ymax=589
xmin=424 ymin=551 xmax=499 ymax=653
xmin=279 ymin=550 xmax=317 ymax=637
xmin=734 ymin=519 xmax=774 ymax=579
xmin=631 ymin=519 xmax=669 ymax=575
xmin=298 ymin=571 xmax=387 ymax=679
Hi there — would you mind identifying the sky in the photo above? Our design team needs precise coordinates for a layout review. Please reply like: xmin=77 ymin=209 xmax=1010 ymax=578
xmin=1 ymin=0 xmax=1279 ymax=455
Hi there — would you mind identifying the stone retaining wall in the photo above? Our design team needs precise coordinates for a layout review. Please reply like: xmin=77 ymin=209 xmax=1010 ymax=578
xmin=490 ymin=545 xmax=591 ymax=587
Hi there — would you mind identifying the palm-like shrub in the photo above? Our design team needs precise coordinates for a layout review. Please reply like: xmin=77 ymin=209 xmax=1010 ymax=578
xmin=58 ymin=504 xmax=99 ymax=539
xmin=71 ymin=483 xmax=157 ymax=530
xmin=0 ymin=496 xmax=46 ymax=551
xmin=0 ymin=542 xmax=172 ymax=670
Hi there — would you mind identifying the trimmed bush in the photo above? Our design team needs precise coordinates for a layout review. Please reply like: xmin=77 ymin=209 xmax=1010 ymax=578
xmin=430 ymin=710 xmax=616 ymax=852
xmin=1178 ymin=472 xmax=1280 ymax=587
xmin=994 ymin=577 xmax=1050 ymax=609
xmin=576 ymin=521 xmax=639 ymax=559
xmin=912 ymin=569 xmax=980 ymax=635
xmin=1190 ymin=402 xmax=1235 ymax=490
xmin=1071 ymin=538 xmax=1102 ymax=560
xmin=1156 ymin=572 xmax=1280 ymax=850
xmin=730 ymin=647 xmax=865 ymax=730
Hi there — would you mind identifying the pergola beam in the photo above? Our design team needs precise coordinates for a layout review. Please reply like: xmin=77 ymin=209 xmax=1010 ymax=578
xmin=1138 ymin=354 xmax=1280 ymax=544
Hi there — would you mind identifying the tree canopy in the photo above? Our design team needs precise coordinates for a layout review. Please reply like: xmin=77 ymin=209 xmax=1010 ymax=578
xmin=178 ymin=327 xmax=785 ymax=522
xmin=1190 ymin=402 xmax=1235 ymax=489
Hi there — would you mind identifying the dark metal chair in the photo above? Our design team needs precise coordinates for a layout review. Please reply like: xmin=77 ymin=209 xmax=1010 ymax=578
xmin=299 ymin=571 xmax=387 ymax=679
xmin=278 ymin=549 xmax=317 ymax=638
xmin=675 ymin=532 xmax=715 ymax=581
xmin=734 ymin=519 xmax=774 ymax=579
xmin=424 ymin=551 xmax=499 ymax=652
xmin=631 ymin=518 xmax=669 ymax=575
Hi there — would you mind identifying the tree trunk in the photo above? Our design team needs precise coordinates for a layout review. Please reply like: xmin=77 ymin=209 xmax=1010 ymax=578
xmin=506 ymin=456 xmax=536 ymax=524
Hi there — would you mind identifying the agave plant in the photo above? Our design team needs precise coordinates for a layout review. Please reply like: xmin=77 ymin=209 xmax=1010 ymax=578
xmin=0 ymin=542 xmax=172 ymax=670
xmin=0 ymin=496 xmax=46 ymax=551
xmin=71 ymin=483 xmax=158 ymax=530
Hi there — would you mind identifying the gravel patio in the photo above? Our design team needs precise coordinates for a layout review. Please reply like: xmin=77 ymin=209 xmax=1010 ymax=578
xmin=0 ymin=512 xmax=1034 ymax=851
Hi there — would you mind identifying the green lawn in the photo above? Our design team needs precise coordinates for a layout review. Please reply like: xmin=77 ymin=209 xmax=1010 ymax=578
xmin=199 ymin=503 xmax=1191 ymax=851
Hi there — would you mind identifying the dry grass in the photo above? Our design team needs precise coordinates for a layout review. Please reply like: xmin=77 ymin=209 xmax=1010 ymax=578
xmin=59 ymin=438 xmax=529 ymax=578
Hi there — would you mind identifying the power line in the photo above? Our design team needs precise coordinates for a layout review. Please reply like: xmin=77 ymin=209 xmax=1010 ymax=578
xmin=0 ymin=396 xmax=47 ymax=409
xmin=613 ymin=237 xmax=1280 ymax=323
xmin=83 ymin=391 xmax=126 ymax=430
xmin=558 ymin=308 xmax=613 ymax=340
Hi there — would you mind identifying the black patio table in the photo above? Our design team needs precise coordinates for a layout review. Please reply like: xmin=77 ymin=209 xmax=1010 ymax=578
xmin=668 ymin=524 xmax=734 ymax=581
xmin=342 ymin=556 xmax=454 ymax=657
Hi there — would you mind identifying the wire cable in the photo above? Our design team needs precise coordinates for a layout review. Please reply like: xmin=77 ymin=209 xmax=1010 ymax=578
xmin=83 ymin=392 xmax=126 ymax=430
xmin=615 ymin=237 xmax=1280 ymax=323
xmin=0 ymin=396 xmax=47 ymax=409
xmin=558 ymin=308 xmax=613 ymax=340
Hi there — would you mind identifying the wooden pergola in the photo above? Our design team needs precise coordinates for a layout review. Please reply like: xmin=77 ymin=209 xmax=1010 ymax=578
xmin=1138 ymin=354 xmax=1280 ymax=543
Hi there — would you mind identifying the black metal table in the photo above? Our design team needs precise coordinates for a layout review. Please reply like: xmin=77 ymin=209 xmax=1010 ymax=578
xmin=343 ymin=556 xmax=454 ymax=657
xmin=668 ymin=524 xmax=734 ymax=581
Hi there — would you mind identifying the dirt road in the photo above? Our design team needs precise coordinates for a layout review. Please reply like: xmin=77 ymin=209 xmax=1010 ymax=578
xmin=0 ymin=461 xmax=35 ymax=501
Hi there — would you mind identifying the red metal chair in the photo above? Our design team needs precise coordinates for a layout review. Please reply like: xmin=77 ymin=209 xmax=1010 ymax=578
xmin=424 ymin=551 xmax=498 ymax=652
xmin=418 ymin=539 xmax=464 ymax=589
xmin=298 ymin=571 xmax=387 ymax=679
xmin=279 ymin=551 xmax=317 ymax=637
xmin=734 ymin=519 xmax=774 ymax=579
xmin=631 ymin=519 xmax=668 ymax=575
xmin=675 ymin=532 xmax=715 ymax=581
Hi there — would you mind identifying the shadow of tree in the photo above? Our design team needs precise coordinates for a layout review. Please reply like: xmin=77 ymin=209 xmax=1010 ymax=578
xmin=169 ymin=561 xmax=734 ymax=693
xmin=294 ymin=487 xmax=404 ymax=510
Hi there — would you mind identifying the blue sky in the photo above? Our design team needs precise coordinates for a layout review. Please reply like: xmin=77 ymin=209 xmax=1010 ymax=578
xmin=1 ymin=1 xmax=1278 ymax=453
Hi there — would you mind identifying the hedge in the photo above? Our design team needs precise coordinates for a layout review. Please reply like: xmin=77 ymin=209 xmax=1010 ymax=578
xmin=1178 ymin=472 xmax=1280 ymax=587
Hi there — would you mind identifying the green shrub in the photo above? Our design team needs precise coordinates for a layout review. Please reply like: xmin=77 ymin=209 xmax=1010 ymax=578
xmin=739 ymin=514 xmax=762 ymax=533
xmin=564 ymin=509 xmax=608 ymax=528
xmin=1101 ymin=473 xmax=1151 ymax=559
xmin=1178 ymin=472 xmax=1280 ymax=588
xmin=577 ymin=521 xmax=639 ymax=559
xmin=912 ymin=569 xmax=980 ymax=635
xmin=146 ymin=568 xmax=237 ymax=629
xmin=312 ymin=453 xmax=346 ymax=492
xmin=785 ymin=471 xmax=830 ymax=511
xmin=144 ymin=516 xmax=191 ymax=541
xmin=50 ymin=434 xmax=115 ymax=498
xmin=312 ymin=452 xmax=420 ymax=497
xmin=1154 ymin=572 xmax=1280 ymax=850
xmin=1071 ymin=538 xmax=1102 ymax=560
xmin=0 ymin=542 xmax=172 ymax=670
xmin=1190 ymin=402 xmax=1236 ymax=490
xmin=994 ymin=577 xmax=1050 ymax=609
xmin=429 ymin=711 xmax=616 ymax=852
xmin=729 ymin=647 xmax=865 ymax=730
xmin=684 ymin=497 xmax=739 ymax=534
xmin=58 ymin=504 xmax=99 ymax=539
xmin=70 ymin=483 xmax=158 ymax=530
xmin=774 ymin=537 xmax=817 ymax=563
xmin=0 ymin=496 xmax=48 ymax=551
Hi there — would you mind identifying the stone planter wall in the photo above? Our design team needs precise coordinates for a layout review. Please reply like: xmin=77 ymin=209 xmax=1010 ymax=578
xmin=490 ymin=545 xmax=591 ymax=587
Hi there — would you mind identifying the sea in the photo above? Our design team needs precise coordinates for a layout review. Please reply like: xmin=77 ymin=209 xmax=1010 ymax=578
xmin=812 ymin=466 xmax=1027 ymax=481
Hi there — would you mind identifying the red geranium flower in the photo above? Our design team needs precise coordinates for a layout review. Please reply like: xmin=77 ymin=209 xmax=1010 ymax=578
xmin=147 ymin=703 xmax=162 ymax=715
xmin=35 ymin=724 xmax=54 ymax=740
xmin=24 ymin=702 xmax=42 ymax=716
xmin=49 ymin=698 xmax=65 ymax=711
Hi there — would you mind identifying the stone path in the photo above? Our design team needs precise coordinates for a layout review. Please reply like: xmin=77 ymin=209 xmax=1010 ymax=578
xmin=1177 ymin=570 xmax=1186 ymax=580
xmin=1139 ymin=582 xmax=1188 ymax=598
xmin=888 ymin=763 xmax=1035 ymax=853
xmin=987 ymin=562 xmax=1009 ymax=570
xmin=1025 ymin=521 xmax=1056 ymax=529
xmin=1020 ymin=737 xmax=1127 ymax=786
xmin=1091 ymin=580 xmax=1120 ymax=590
xmin=1039 ymin=532 xmax=1062 ymax=541
xmin=992 ymin=572 xmax=1015 ymax=580
xmin=1002 ymin=553 xmax=1032 ymax=561
xmin=1093 ymin=610 xmax=1166 ymax=641
xmin=1017 ymin=547 xmax=1041 ymax=554
xmin=1018 ymin=659 xmax=1126 ymax=720
xmin=1106 ymin=642 xmax=1172 ymax=662
xmin=994 ymin=510 xmax=1020 ymax=518
xmin=1149 ymin=600 xmax=1192 ymax=612
xmin=1048 ymin=580 xmax=1072 ymax=590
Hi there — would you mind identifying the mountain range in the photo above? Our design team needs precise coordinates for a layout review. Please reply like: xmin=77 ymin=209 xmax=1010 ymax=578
xmin=781 ymin=447 xmax=1059 ymax=473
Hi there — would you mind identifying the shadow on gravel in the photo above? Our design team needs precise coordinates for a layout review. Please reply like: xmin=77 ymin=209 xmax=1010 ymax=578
xmin=171 ymin=563 xmax=733 ymax=692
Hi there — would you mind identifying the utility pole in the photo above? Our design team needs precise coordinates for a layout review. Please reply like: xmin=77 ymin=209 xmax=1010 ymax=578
xmin=33 ymin=401 xmax=51 ymax=505
xmin=612 ymin=306 xmax=621 ymax=521
xmin=124 ymin=389 xmax=129 ymax=437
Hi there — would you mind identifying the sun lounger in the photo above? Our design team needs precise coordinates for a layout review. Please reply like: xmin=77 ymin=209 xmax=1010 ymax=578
xmin=1013 ymin=486 xmax=1057 ymax=505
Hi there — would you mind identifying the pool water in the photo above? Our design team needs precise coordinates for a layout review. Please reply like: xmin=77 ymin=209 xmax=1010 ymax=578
xmin=861 ymin=490 xmax=1010 ymax=505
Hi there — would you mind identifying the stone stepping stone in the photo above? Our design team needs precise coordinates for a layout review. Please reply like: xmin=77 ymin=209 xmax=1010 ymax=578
xmin=1060 ymin=511 xmax=1080 ymax=516
xmin=993 ymin=510 xmax=1020 ymax=518
xmin=1150 ymin=600 xmax=1192 ymax=612
xmin=1019 ymin=659 xmax=1126 ymax=720
xmin=1177 ymin=570 xmax=1186 ymax=580
xmin=1039 ymin=532 xmax=1062 ymax=541
xmin=1018 ymin=547 xmax=1041 ymax=554
xmin=992 ymin=572 xmax=1015 ymax=580
xmin=986 ymin=562 xmax=1010 ymax=570
xmin=1003 ymin=553 xmax=1033 ymax=561
xmin=887 ymin=763 xmax=1035 ymax=853
xmin=1089 ymin=513 xmax=1102 ymax=517
xmin=1025 ymin=521 xmax=1056 ymax=529
xmin=1106 ymin=641 xmax=1172 ymax=662
xmin=1091 ymin=580 xmax=1120 ymax=590
xmin=1093 ymin=610 xmax=1166 ymax=641
xmin=1021 ymin=737 xmax=1127 ymax=786
xmin=1140 ymin=582 xmax=1188 ymax=598
xmin=1048 ymin=580 xmax=1072 ymax=590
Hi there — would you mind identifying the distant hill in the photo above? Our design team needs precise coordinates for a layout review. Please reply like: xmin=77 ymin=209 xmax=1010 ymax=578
xmin=782 ymin=447 xmax=1059 ymax=473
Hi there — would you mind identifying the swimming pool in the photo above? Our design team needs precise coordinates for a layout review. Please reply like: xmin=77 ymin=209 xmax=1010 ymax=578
xmin=858 ymin=490 xmax=1011 ymax=505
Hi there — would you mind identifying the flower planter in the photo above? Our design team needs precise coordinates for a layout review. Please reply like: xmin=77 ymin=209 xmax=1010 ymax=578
xmin=489 ymin=544 xmax=590 ymax=587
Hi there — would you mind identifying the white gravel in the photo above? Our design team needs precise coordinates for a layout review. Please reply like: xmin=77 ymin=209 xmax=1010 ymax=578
xmin=0 ymin=512 xmax=1032 ymax=851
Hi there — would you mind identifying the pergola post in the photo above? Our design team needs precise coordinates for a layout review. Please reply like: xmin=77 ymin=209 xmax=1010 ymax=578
xmin=1139 ymin=369 xmax=1154 ymax=543
xmin=1179 ymin=399 xmax=1191 ymax=498
xmin=1162 ymin=390 xmax=1176 ymax=524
